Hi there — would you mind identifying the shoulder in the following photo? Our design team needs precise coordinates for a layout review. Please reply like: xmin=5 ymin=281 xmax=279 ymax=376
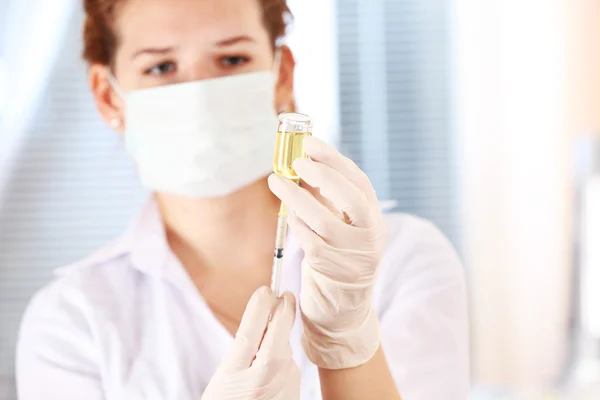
xmin=383 ymin=213 xmax=456 ymax=250
xmin=374 ymin=214 xmax=470 ymax=398
xmin=19 ymin=237 xmax=138 ymax=345
xmin=381 ymin=212 xmax=461 ymax=265
xmin=53 ymin=233 xmax=131 ymax=277
xmin=374 ymin=213 xmax=465 ymax=306
xmin=16 ymin=239 xmax=143 ymax=395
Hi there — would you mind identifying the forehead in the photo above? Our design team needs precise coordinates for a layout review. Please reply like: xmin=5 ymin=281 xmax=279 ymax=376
xmin=116 ymin=0 xmax=269 ymax=46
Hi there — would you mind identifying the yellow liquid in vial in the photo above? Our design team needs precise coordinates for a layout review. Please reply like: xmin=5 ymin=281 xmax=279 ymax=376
xmin=272 ymin=131 xmax=311 ymax=182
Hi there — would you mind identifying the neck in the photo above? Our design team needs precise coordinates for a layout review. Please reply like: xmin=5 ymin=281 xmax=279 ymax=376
xmin=155 ymin=177 xmax=281 ymax=273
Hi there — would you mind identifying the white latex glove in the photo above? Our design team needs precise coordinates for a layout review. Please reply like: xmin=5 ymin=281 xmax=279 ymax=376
xmin=268 ymin=136 xmax=388 ymax=371
xmin=202 ymin=287 xmax=300 ymax=400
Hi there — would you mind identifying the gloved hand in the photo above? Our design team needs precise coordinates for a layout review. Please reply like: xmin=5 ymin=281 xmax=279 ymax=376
xmin=202 ymin=287 xmax=300 ymax=400
xmin=268 ymin=136 xmax=388 ymax=371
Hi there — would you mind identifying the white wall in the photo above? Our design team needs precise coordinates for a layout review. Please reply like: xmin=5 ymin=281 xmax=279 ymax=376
xmin=454 ymin=0 xmax=571 ymax=387
xmin=286 ymin=0 xmax=339 ymax=146
xmin=0 ymin=0 xmax=76 ymax=207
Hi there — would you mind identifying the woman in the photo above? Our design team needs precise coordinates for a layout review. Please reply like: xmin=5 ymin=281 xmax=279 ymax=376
xmin=16 ymin=0 xmax=469 ymax=399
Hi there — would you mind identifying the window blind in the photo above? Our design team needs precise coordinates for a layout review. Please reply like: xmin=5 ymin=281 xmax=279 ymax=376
xmin=336 ymin=0 xmax=460 ymax=247
xmin=0 ymin=7 xmax=147 ymax=398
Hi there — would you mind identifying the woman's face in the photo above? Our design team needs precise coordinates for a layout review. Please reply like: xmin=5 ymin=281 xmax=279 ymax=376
xmin=89 ymin=0 xmax=295 ymax=131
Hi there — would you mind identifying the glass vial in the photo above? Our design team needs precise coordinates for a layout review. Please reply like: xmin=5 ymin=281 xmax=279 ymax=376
xmin=272 ymin=112 xmax=313 ymax=183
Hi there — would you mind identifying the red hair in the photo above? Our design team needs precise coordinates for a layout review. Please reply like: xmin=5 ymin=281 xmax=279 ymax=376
xmin=82 ymin=0 xmax=292 ymax=66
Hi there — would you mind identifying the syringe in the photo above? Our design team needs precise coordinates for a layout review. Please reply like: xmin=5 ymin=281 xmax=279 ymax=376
xmin=270 ymin=112 xmax=313 ymax=295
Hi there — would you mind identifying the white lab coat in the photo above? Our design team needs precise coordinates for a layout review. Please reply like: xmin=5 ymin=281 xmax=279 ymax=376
xmin=16 ymin=200 xmax=469 ymax=399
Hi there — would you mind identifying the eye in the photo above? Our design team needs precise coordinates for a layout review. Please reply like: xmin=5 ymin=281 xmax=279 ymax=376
xmin=220 ymin=55 xmax=250 ymax=68
xmin=145 ymin=61 xmax=177 ymax=76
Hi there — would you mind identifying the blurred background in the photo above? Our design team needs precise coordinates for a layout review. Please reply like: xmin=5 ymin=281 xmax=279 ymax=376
xmin=0 ymin=0 xmax=599 ymax=399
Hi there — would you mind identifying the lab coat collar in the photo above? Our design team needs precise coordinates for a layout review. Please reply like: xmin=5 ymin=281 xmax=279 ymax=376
xmin=56 ymin=196 xmax=392 ymax=279
xmin=126 ymin=199 xmax=304 ymax=283
xmin=53 ymin=198 xmax=168 ymax=277
xmin=127 ymin=199 xmax=172 ymax=278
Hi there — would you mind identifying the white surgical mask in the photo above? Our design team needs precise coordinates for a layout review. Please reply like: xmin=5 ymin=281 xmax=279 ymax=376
xmin=108 ymin=55 xmax=282 ymax=198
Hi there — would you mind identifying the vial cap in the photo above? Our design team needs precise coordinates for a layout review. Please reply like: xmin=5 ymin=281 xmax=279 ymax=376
xmin=277 ymin=112 xmax=313 ymax=133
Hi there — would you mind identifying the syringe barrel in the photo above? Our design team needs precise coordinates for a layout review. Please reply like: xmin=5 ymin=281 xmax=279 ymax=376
xmin=273 ymin=112 xmax=313 ymax=182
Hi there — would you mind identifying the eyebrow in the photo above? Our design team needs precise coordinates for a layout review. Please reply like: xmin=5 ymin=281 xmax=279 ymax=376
xmin=216 ymin=35 xmax=254 ymax=47
xmin=131 ymin=47 xmax=177 ymax=60
xmin=130 ymin=35 xmax=254 ymax=59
